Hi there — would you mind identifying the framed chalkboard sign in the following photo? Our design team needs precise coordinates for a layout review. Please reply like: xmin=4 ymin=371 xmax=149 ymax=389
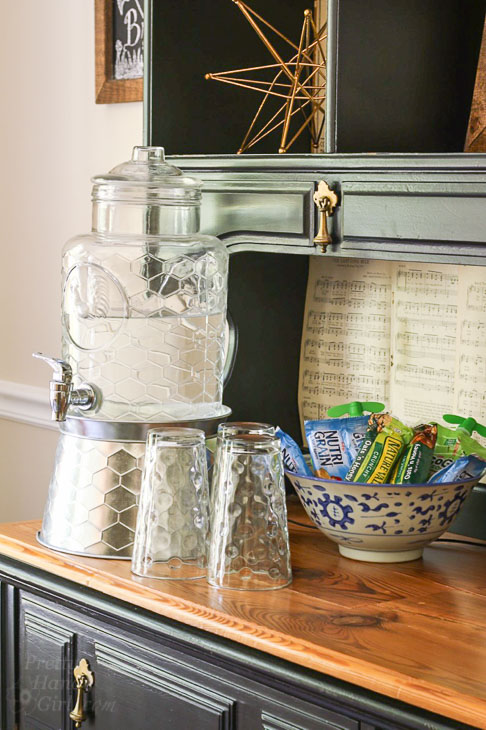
xmin=95 ymin=0 xmax=144 ymax=103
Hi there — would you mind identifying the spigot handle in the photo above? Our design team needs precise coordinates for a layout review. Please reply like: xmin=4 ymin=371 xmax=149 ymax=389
xmin=33 ymin=353 xmax=72 ymax=384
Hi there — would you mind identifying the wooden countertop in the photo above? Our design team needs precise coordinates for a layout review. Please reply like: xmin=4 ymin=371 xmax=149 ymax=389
xmin=1 ymin=498 xmax=486 ymax=727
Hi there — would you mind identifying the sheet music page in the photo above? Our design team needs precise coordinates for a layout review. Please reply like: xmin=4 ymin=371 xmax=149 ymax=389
xmin=298 ymin=258 xmax=486 ymax=442
xmin=298 ymin=257 xmax=392 ymax=437
xmin=454 ymin=267 xmax=486 ymax=442
xmin=390 ymin=263 xmax=459 ymax=423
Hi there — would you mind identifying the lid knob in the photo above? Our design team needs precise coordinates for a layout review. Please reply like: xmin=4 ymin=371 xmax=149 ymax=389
xmin=131 ymin=146 xmax=166 ymax=163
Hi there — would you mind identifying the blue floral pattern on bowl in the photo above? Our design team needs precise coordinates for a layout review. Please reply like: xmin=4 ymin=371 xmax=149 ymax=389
xmin=286 ymin=472 xmax=478 ymax=563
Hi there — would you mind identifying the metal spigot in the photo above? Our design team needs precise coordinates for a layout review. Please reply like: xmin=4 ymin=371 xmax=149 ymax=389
xmin=33 ymin=353 xmax=98 ymax=422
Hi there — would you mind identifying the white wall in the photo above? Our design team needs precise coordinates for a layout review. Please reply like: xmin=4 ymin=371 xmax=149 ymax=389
xmin=0 ymin=1 xmax=143 ymax=521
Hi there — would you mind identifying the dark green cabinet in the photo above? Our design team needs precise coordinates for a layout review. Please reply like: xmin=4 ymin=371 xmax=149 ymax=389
xmin=0 ymin=556 xmax=474 ymax=730
xmin=14 ymin=588 xmax=357 ymax=730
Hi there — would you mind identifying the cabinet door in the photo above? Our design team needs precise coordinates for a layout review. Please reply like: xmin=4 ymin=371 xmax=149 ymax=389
xmin=19 ymin=593 xmax=76 ymax=730
xmin=88 ymin=639 xmax=354 ymax=730
xmin=17 ymin=589 xmax=357 ymax=730
xmin=85 ymin=640 xmax=235 ymax=729
xmin=19 ymin=592 xmax=235 ymax=730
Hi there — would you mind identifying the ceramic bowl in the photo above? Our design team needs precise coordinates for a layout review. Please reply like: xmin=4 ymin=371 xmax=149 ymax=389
xmin=286 ymin=471 xmax=479 ymax=563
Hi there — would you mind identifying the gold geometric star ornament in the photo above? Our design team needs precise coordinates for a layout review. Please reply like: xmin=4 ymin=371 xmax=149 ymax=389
xmin=205 ymin=1 xmax=327 ymax=154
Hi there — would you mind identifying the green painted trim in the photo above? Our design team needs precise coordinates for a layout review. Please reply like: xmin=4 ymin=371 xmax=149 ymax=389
xmin=166 ymin=153 xmax=486 ymax=172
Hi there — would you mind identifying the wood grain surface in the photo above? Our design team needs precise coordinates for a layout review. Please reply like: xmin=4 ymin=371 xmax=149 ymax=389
xmin=466 ymin=14 xmax=486 ymax=152
xmin=1 ymin=498 xmax=486 ymax=727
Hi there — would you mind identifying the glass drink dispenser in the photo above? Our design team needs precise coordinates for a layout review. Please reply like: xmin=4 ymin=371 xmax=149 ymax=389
xmin=35 ymin=147 xmax=230 ymax=557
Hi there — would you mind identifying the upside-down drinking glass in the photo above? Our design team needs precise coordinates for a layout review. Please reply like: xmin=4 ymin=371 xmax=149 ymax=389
xmin=208 ymin=433 xmax=292 ymax=590
xmin=209 ymin=422 xmax=276 ymax=493
xmin=217 ymin=422 xmax=276 ymax=438
xmin=132 ymin=427 xmax=209 ymax=580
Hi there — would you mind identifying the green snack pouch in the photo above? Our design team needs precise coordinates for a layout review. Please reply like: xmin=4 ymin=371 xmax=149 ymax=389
xmin=429 ymin=425 xmax=462 ymax=475
xmin=391 ymin=423 xmax=437 ymax=484
xmin=429 ymin=416 xmax=486 ymax=476
xmin=345 ymin=414 xmax=413 ymax=484
xmin=344 ymin=413 xmax=381 ymax=481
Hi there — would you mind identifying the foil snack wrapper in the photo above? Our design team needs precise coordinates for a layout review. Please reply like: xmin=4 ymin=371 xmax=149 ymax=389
xmin=428 ymin=454 xmax=486 ymax=484
xmin=391 ymin=423 xmax=437 ymax=485
xmin=429 ymin=424 xmax=486 ymax=476
xmin=305 ymin=416 xmax=369 ymax=480
xmin=345 ymin=413 xmax=413 ymax=484
xmin=276 ymin=427 xmax=313 ymax=476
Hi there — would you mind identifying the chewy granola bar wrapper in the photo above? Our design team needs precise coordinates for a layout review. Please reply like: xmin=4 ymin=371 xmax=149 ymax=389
xmin=428 ymin=454 xmax=486 ymax=484
xmin=429 ymin=425 xmax=486 ymax=476
xmin=345 ymin=413 xmax=413 ymax=484
xmin=276 ymin=427 xmax=313 ymax=477
xmin=391 ymin=423 xmax=437 ymax=485
xmin=304 ymin=416 xmax=369 ymax=480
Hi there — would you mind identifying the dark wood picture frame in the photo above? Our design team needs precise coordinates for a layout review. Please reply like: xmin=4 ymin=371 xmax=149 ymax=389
xmin=95 ymin=0 xmax=143 ymax=104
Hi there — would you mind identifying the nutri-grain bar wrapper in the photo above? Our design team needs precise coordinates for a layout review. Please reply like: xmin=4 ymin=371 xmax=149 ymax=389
xmin=305 ymin=416 xmax=369 ymax=480
xmin=276 ymin=427 xmax=313 ymax=476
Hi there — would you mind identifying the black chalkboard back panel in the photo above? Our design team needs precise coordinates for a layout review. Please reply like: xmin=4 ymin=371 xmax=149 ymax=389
xmin=223 ymin=252 xmax=309 ymax=441
xmin=334 ymin=0 xmax=486 ymax=153
xmin=148 ymin=0 xmax=312 ymax=155
xmin=147 ymin=0 xmax=485 ymax=153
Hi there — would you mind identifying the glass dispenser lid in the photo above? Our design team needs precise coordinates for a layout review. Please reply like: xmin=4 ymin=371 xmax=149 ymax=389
xmin=91 ymin=146 xmax=202 ymax=204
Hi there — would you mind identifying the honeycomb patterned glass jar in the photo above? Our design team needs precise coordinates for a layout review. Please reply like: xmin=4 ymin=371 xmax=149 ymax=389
xmin=61 ymin=147 xmax=228 ymax=422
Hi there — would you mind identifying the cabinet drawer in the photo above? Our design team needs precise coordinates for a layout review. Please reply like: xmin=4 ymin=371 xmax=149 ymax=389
xmin=341 ymin=181 xmax=486 ymax=249
xmin=200 ymin=181 xmax=315 ymax=251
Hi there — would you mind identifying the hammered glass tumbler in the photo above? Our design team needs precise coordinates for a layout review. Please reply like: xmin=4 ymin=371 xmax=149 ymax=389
xmin=132 ymin=428 xmax=209 ymax=580
xmin=217 ymin=422 xmax=276 ymax=438
xmin=208 ymin=434 xmax=292 ymax=590
xmin=209 ymin=423 xmax=276 ymax=494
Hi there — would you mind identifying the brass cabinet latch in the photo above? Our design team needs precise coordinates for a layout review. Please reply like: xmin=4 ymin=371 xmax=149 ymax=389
xmin=313 ymin=180 xmax=339 ymax=253
xmin=70 ymin=658 xmax=94 ymax=727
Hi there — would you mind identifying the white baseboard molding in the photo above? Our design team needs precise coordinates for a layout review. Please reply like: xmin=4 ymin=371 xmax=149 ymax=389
xmin=0 ymin=380 xmax=55 ymax=430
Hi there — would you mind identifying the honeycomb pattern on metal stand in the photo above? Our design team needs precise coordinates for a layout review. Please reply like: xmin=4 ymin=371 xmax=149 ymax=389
xmin=41 ymin=434 xmax=145 ymax=557
xmin=61 ymin=247 xmax=227 ymax=422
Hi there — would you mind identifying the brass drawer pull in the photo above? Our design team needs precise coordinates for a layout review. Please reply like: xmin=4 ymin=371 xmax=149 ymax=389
xmin=70 ymin=658 xmax=94 ymax=727
xmin=313 ymin=180 xmax=338 ymax=253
